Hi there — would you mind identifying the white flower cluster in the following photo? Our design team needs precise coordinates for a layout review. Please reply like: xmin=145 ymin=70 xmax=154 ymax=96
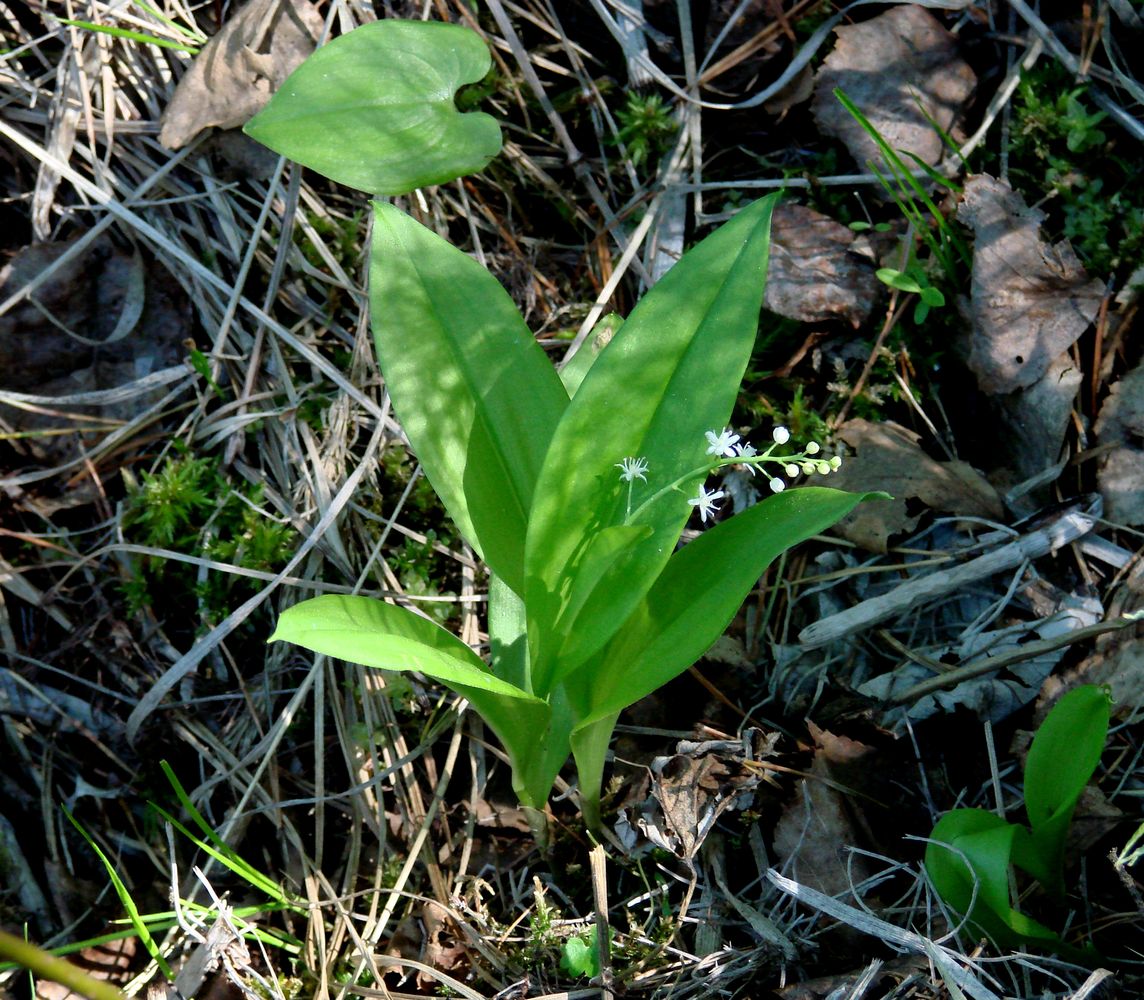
xmin=614 ymin=426 xmax=843 ymax=526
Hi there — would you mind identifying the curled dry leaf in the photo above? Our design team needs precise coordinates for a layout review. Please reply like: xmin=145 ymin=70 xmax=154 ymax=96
xmin=650 ymin=753 xmax=761 ymax=861
xmin=160 ymin=0 xmax=323 ymax=150
xmin=812 ymin=6 xmax=975 ymax=172
xmin=1094 ymin=359 xmax=1144 ymax=526
xmin=827 ymin=419 xmax=1003 ymax=553
xmin=765 ymin=204 xmax=881 ymax=328
xmin=618 ymin=731 xmax=778 ymax=859
xmin=957 ymin=174 xmax=1106 ymax=395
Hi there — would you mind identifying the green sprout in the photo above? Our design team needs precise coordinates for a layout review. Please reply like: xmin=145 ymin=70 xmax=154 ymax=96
xmin=925 ymin=684 xmax=1111 ymax=957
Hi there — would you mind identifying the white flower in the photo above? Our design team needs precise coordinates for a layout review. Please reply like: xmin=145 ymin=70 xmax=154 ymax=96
xmin=705 ymin=428 xmax=741 ymax=457
xmin=805 ymin=441 xmax=820 ymax=455
xmin=772 ymin=426 xmax=791 ymax=445
xmin=816 ymin=461 xmax=831 ymax=476
xmin=785 ymin=463 xmax=800 ymax=477
xmin=734 ymin=441 xmax=758 ymax=475
xmin=829 ymin=455 xmax=843 ymax=470
xmin=768 ymin=477 xmax=785 ymax=493
xmin=688 ymin=484 xmax=725 ymax=523
xmin=615 ymin=456 xmax=649 ymax=482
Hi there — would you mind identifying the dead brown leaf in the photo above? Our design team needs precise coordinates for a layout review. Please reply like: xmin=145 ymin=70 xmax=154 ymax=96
xmin=826 ymin=418 xmax=1004 ymax=552
xmin=812 ymin=6 xmax=975 ymax=172
xmin=957 ymin=174 xmax=1106 ymax=395
xmin=382 ymin=901 xmax=470 ymax=991
xmin=652 ymin=752 xmax=761 ymax=861
xmin=766 ymin=204 xmax=881 ymax=328
xmin=1094 ymin=358 xmax=1144 ymax=525
xmin=772 ymin=724 xmax=875 ymax=900
xmin=1040 ymin=556 xmax=1144 ymax=717
xmin=994 ymin=351 xmax=1082 ymax=483
xmin=160 ymin=0 xmax=324 ymax=150
xmin=617 ymin=732 xmax=778 ymax=858
xmin=0 ymin=235 xmax=190 ymax=462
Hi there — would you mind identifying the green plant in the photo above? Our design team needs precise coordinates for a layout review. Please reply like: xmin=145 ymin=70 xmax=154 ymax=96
xmin=833 ymin=86 xmax=966 ymax=328
xmin=121 ymin=455 xmax=295 ymax=621
xmin=560 ymin=925 xmax=602 ymax=979
xmin=833 ymin=87 xmax=969 ymax=282
xmin=244 ymin=20 xmax=500 ymax=196
xmin=876 ymin=262 xmax=945 ymax=325
xmin=613 ymin=92 xmax=678 ymax=169
xmin=247 ymin=19 xmax=881 ymax=835
xmin=925 ymin=684 xmax=1111 ymax=955
xmin=1008 ymin=69 xmax=1144 ymax=275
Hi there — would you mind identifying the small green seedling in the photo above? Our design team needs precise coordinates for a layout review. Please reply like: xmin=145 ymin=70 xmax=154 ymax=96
xmin=560 ymin=925 xmax=603 ymax=979
xmin=875 ymin=263 xmax=945 ymax=324
xmin=613 ymin=92 xmax=678 ymax=169
xmin=833 ymin=86 xmax=969 ymax=304
xmin=925 ymin=684 xmax=1111 ymax=954
xmin=248 ymin=20 xmax=881 ymax=834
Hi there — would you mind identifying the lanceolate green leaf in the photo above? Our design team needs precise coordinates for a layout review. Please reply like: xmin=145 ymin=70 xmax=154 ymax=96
xmin=1022 ymin=684 xmax=1110 ymax=895
xmin=370 ymin=203 xmax=568 ymax=592
xmin=270 ymin=595 xmax=534 ymax=700
xmin=488 ymin=572 xmax=530 ymax=692
xmin=558 ymin=313 xmax=623 ymax=397
xmin=524 ymin=194 xmax=780 ymax=693
xmin=575 ymin=488 xmax=877 ymax=728
xmin=244 ymin=20 xmax=502 ymax=195
xmin=569 ymin=711 xmax=620 ymax=832
xmin=269 ymin=596 xmax=551 ymax=798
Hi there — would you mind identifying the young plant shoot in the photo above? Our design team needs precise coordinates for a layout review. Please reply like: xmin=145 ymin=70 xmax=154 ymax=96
xmin=925 ymin=684 xmax=1111 ymax=956
xmin=248 ymin=19 xmax=881 ymax=832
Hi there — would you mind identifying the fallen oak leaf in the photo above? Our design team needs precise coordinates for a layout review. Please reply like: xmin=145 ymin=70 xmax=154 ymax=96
xmin=160 ymin=0 xmax=323 ymax=150
xmin=812 ymin=6 xmax=975 ymax=174
xmin=826 ymin=419 xmax=1003 ymax=553
xmin=957 ymin=174 xmax=1106 ymax=395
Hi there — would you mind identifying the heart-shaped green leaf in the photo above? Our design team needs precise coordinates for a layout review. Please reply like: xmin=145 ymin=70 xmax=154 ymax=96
xmin=245 ymin=20 xmax=502 ymax=194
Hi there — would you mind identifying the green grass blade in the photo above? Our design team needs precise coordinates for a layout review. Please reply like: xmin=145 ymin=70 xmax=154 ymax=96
xmin=52 ymin=17 xmax=200 ymax=52
xmin=159 ymin=760 xmax=232 ymax=851
xmin=148 ymin=805 xmax=292 ymax=905
xmin=63 ymin=808 xmax=174 ymax=980
xmin=129 ymin=0 xmax=207 ymax=42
